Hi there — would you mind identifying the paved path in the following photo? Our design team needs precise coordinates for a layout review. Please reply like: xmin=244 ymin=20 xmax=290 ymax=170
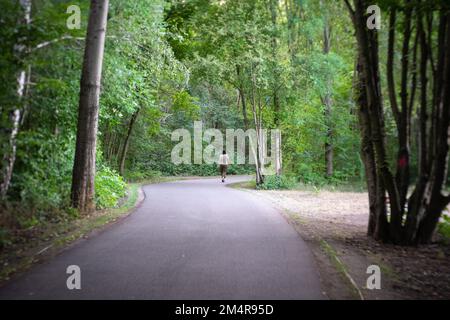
xmin=0 ymin=176 xmax=324 ymax=299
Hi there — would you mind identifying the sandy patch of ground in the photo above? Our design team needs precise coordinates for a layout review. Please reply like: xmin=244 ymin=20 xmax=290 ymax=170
xmin=246 ymin=188 xmax=450 ymax=300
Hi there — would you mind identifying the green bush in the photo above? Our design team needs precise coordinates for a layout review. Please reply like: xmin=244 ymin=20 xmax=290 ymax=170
xmin=295 ymin=163 xmax=327 ymax=186
xmin=125 ymin=169 xmax=162 ymax=182
xmin=12 ymin=132 xmax=74 ymax=211
xmin=95 ymin=166 xmax=127 ymax=209
xmin=257 ymin=175 xmax=297 ymax=190
xmin=227 ymin=164 xmax=255 ymax=175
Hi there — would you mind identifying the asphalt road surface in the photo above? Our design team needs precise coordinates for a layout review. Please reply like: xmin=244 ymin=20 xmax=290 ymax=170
xmin=0 ymin=176 xmax=325 ymax=299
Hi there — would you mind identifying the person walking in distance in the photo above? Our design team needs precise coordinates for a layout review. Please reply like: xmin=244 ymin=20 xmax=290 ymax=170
xmin=218 ymin=150 xmax=230 ymax=183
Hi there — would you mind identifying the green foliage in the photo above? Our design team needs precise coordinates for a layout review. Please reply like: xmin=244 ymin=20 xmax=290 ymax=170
xmin=99 ymin=0 xmax=189 ymax=174
xmin=94 ymin=166 xmax=127 ymax=209
xmin=125 ymin=169 xmax=162 ymax=182
xmin=438 ymin=214 xmax=450 ymax=241
xmin=257 ymin=175 xmax=297 ymax=190
xmin=172 ymin=90 xmax=200 ymax=120
xmin=12 ymin=132 xmax=75 ymax=211
xmin=164 ymin=0 xmax=362 ymax=185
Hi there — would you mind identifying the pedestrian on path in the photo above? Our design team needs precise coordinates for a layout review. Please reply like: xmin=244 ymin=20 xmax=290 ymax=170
xmin=218 ymin=150 xmax=230 ymax=183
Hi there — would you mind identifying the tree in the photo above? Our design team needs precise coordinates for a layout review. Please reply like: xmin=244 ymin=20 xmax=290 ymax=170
xmin=346 ymin=0 xmax=450 ymax=244
xmin=0 ymin=0 xmax=32 ymax=198
xmin=71 ymin=0 xmax=109 ymax=212
xmin=321 ymin=0 xmax=333 ymax=178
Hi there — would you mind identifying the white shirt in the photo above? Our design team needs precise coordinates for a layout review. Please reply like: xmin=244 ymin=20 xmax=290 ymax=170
xmin=218 ymin=154 xmax=230 ymax=165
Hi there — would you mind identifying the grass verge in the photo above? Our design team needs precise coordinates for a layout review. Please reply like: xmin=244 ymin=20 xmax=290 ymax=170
xmin=319 ymin=239 xmax=364 ymax=300
xmin=227 ymin=180 xmax=256 ymax=190
xmin=228 ymin=177 xmax=366 ymax=193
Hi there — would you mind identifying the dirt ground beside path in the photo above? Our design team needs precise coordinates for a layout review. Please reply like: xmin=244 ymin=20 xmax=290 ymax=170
xmin=246 ymin=188 xmax=450 ymax=300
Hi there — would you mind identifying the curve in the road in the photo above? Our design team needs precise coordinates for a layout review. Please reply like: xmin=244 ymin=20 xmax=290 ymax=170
xmin=0 ymin=176 xmax=325 ymax=300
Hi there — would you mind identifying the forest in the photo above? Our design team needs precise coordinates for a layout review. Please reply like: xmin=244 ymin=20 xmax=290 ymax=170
xmin=1 ymin=0 xmax=450 ymax=256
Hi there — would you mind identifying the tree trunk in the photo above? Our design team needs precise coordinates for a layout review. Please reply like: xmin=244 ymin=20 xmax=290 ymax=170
xmin=347 ymin=0 xmax=403 ymax=243
xmin=346 ymin=0 xmax=450 ymax=244
xmin=386 ymin=3 xmax=414 ymax=223
xmin=249 ymin=65 xmax=265 ymax=185
xmin=269 ymin=0 xmax=281 ymax=127
xmin=404 ymin=10 xmax=428 ymax=243
xmin=71 ymin=0 xmax=109 ymax=213
xmin=416 ymin=10 xmax=450 ymax=244
xmin=322 ymin=2 xmax=333 ymax=178
xmin=236 ymin=65 xmax=249 ymax=129
xmin=356 ymin=54 xmax=388 ymax=240
xmin=285 ymin=0 xmax=301 ymax=62
xmin=119 ymin=109 xmax=140 ymax=176
xmin=395 ymin=0 xmax=413 ymax=214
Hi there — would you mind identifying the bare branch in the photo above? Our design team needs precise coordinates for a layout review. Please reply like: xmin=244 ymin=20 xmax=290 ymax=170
xmin=31 ymin=35 xmax=85 ymax=52
xmin=343 ymin=0 xmax=355 ymax=21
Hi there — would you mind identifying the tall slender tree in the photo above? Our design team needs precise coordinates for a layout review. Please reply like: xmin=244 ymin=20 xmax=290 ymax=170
xmin=71 ymin=0 xmax=109 ymax=212
xmin=118 ymin=108 xmax=140 ymax=176
xmin=321 ymin=0 xmax=333 ymax=178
